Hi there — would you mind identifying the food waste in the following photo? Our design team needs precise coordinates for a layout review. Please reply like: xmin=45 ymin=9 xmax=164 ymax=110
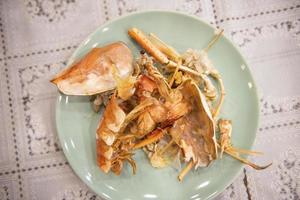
xmin=51 ymin=28 xmax=271 ymax=181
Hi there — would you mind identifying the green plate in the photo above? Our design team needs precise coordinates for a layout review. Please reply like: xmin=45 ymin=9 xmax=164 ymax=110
xmin=56 ymin=11 xmax=259 ymax=200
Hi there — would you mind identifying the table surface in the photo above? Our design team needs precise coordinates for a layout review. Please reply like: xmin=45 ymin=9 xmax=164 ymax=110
xmin=0 ymin=1 xmax=299 ymax=200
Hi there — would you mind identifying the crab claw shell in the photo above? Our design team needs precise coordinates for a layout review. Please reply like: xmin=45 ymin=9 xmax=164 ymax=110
xmin=51 ymin=42 xmax=133 ymax=95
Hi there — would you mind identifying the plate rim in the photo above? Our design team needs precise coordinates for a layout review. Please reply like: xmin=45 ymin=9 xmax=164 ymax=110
xmin=55 ymin=10 xmax=260 ymax=200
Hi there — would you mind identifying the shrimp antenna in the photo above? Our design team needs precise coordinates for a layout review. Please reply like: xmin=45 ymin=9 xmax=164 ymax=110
xmin=203 ymin=29 xmax=224 ymax=52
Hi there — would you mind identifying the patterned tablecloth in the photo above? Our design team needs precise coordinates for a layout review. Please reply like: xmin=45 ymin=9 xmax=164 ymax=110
xmin=0 ymin=0 xmax=299 ymax=199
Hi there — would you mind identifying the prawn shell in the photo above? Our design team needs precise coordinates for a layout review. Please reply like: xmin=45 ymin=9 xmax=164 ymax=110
xmin=96 ymin=95 xmax=126 ymax=173
xmin=51 ymin=42 xmax=133 ymax=95
xmin=170 ymin=79 xmax=217 ymax=168
xmin=190 ymin=80 xmax=218 ymax=160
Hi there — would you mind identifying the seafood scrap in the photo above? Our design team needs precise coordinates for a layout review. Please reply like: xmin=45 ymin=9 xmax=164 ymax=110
xmin=51 ymin=42 xmax=133 ymax=95
xmin=51 ymin=27 xmax=270 ymax=181
xmin=218 ymin=119 xmax=271 ymax=170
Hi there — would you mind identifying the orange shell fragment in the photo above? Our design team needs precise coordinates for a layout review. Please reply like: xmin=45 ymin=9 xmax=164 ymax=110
xmin=51 ymin=42 xmax=133 ymax=95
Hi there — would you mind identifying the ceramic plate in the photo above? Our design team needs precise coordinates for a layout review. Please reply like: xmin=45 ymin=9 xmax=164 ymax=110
xmin=55 ymin=11 xmax=259 ymax=200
